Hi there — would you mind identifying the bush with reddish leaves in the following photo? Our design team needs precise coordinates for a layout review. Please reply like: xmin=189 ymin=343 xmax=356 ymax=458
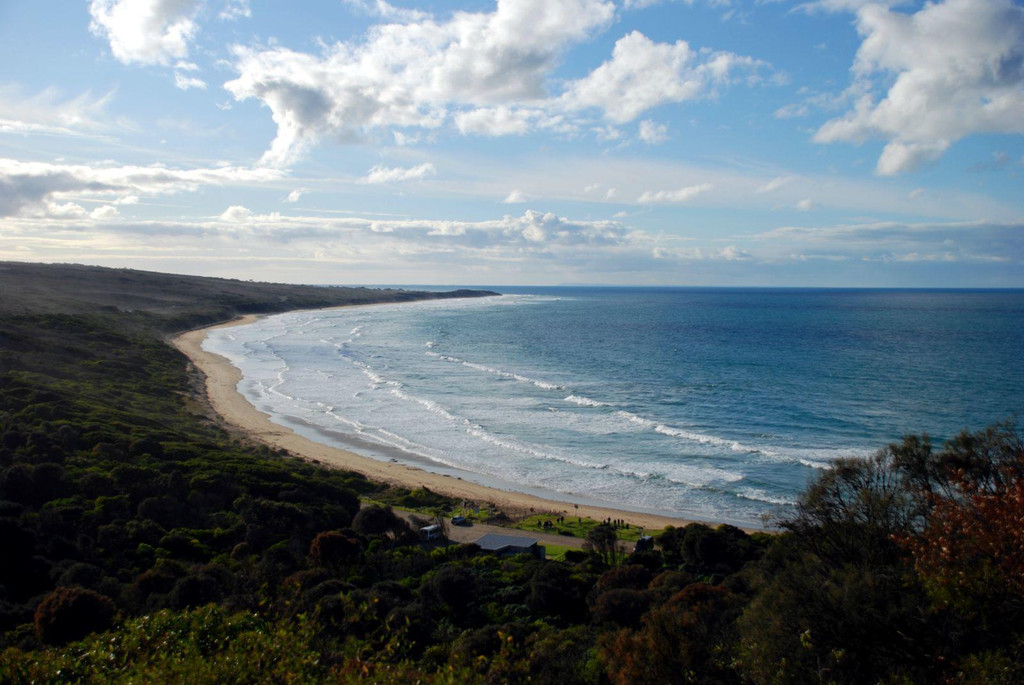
xmin=310 ymin=531 xmax=362 ymax=571
xmin=34 ymin=587 xmax=116 ymax=645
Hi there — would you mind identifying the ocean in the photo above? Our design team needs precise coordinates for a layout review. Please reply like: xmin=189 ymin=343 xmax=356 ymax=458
xmin=203 ymin=288 xmax=1024 ymax=527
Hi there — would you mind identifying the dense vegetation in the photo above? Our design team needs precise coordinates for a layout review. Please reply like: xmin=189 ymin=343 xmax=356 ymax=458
xmin=0 ymin=262 xmax=1021 ymax=683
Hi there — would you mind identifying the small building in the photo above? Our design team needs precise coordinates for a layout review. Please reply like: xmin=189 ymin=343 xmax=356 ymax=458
xmin=473 ymin=533 xmax=544 ymax=559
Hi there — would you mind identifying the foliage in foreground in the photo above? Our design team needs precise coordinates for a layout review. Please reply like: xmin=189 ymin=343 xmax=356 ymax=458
xmin=1 ymin=607 xmax=325 ymax=684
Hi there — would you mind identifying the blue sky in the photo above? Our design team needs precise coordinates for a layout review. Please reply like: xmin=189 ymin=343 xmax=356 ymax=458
xmin=1 ymin=0 xmax=1022 ymax=286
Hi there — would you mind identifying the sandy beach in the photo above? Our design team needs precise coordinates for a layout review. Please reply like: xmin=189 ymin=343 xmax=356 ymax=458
xmin=171 ymin=311 xmax=701 ymax=533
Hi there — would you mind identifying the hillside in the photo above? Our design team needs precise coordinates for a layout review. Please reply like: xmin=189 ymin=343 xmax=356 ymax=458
xmin=0 ymin=261 xmax=496 ymax=330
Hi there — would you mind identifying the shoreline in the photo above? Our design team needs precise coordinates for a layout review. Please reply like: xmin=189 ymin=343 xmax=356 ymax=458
xmin=171 ymin=309 xmax=710 ymax=533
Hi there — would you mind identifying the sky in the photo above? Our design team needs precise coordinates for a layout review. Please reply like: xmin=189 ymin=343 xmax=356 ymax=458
xmin=0 ymin=0 xmax=1022 ymax=287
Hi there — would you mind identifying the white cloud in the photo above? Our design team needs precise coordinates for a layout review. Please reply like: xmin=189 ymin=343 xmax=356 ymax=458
xmin=433 ymin=152 xmax=1017 ymax=222
xmin=5 ymin=200 xmax=1021 ymax=285
xmin=637 ymin=183 xmax=712 ymax=204
xmin=0 ymin=158 xmax=282 ymax=218
xmin=0 ymin=85 xmax=113 ymax=136
xmin=797 ymin=0 xmax=907 ymax=14
xmin=174 ymin=72 xmax=207 ymax=90
xmin=341 ymin=0 xmax=430 ymax=22
xmin=583 ymin=183 xmax=618 ymax=200
xmin=650 ymin=244 xmax=755 ymax=262
xmin=593 ymin=125 xmax=623 ymax=142
xmin=502 ymin=190 xmax=528 ymax=203
xmin=874 ymin=141 xmax=948 ymax=175
xmin=46 ymin=202 xmax=89 ymax=219
xmin=756 ymin=175 xmax=793 ymax=193
xmin=1 ymin=205 xmax=663 ymax=285
xmin=622 ymin=0 xmax=707 ymax=8
xmin=774 ymin=103 xmax=809 ymax=119
xmin=774 ymin=85 xmax=861 ymax=121
xmin=796 ymin=198 xmax=816 ymax=211
xmin=392 ymin=131 xmax=421 ymax=146
xmin=455 ymin=107 xmax=535 ymax=136
xmin=815 ymin=0 xmax=1024 ymax=174
xmin=561 ymin=31 xmax=766 ymax=123
xmin=718 ymin=245 xmax=750 ymax=261
xmin=221 ymin=1 xmax=767 ymax=164
xmin=638 ymin=119 xmax=669 ymax=143
xmin=220 ymin=205 xmax=253 ymax=222
xmin=495 ymin=210 xmax=632 ymax=247
xmin=90 ymin=205 xmax=121 ymax=220
xmin=285 ymin=189 xmax=304 ymax=203
xmin=219 ymin=0 xmax=251 ymax=20
xmin=757 ymin=219 xmax=1024 ymax=265
xmin=226 ymin=0 xmax=616 ymax=166
xmin=89 ymin=0 xmax=203 ymax=66
xmin=361 ymin=162 xmax=436 ymax=183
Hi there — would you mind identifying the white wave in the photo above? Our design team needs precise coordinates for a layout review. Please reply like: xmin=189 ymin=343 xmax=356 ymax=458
xmin=364 ymin=427 xmax=452 ymax=465
xmin=784 ymin=445 xmax=867 ymax=469
xmin=388 ymin=387 xmax=463 ymax=424
xmin=615 ymin=411 xmax=658 ymax=428
xmin=359 ymin=367 xmax=385 ymax=386
xmin=614 ymin=410 xmax=771 ymax=455
xmin=350 ymin=359 xmax=402 ymax=389
xmin=462 ymin=420 xmax=744 ymax=491
xmin=430 ymin=351 xmax=565 ymax=390
xmin=654 ymin=424 xmax=763 ymax=454
xmin=615 ymin=464 xmax=744 ymax=488
xmin=735 ymin=488 xmax=797 ymax=506
xmin=799 ymin=459 xmax=831 ymax=470
xmin=564 ymin=394 xmax=611 ymax=408
xmin=324 ymin=409 xmax=363 ymax=431
xmin=466 ymin=427 xmax=588 ymax=465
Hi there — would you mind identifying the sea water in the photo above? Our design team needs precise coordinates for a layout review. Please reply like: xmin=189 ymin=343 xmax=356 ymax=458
xmin=203 ymin=288 xmax=1024 ymax=526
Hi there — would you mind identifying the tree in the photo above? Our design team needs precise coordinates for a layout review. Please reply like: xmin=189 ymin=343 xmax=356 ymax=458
xmin=310 ymin=531 xmax=362 ymax=573
xmin=586 ymin=524 xmax=623 ymax=566
xmin=601 ymin=583 xmax=738 ymax=684
xmin=34 ymin=587 xmax=116 ymax=645
xmin=352 ymin=505 xmax=414 ymax=546
xmin=658 ymin=523 xmax=762 ymax=576
xmin=737 ymin=423 xmax=1024 ymax=684
xmin=783 ymin=449 xmax=919 ymax=568
xmin=898 ymin=421 xmax=1024 ymax=628
xmin=736 ymin=440 xmax=940 ymax=683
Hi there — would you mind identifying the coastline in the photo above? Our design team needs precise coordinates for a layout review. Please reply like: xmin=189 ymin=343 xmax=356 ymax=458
xmin=171 ymin=310 xmax=703 ymax=533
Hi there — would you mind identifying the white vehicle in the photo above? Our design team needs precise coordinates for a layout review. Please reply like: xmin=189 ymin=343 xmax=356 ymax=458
xmin=419 ymin=524 xmax=442 ymax=541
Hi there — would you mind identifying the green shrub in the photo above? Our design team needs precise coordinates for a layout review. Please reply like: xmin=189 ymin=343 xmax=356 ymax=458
xmin=5 ymin=606 xmax=326 ymax=683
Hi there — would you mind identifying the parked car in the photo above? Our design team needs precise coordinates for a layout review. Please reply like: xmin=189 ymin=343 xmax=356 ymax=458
xmin=451 ymin=515 xmax=470 ymax=526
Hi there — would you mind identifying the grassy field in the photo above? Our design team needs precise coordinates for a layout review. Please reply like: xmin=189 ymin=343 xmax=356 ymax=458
xmin=512 ymin=513 xmax=648 ymax=542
